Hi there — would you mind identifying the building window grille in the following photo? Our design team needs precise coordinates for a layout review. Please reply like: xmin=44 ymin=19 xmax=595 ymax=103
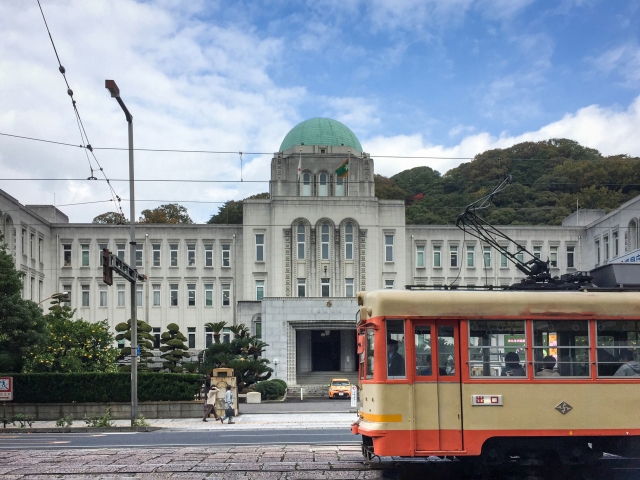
xmin=117 ymin=284 xmax=125 ymax=307
xmin=222 ymin=284 xmax=230 ymax=306
xmin=222 ymin=244 xmax=230 ymax=267
xmin=567 ymin=245 xmax=575 ymax=268
xmin=153 ymin=284 xmax=160 ymax=306
xmin=416 ymin=245 xmax=425 ymax=267
xmin=550 ymin=246 xmax=558 ymax=268
xmin=385 ymin=235 xmax=394 ymax=262
xmin=188 ymin=284 xmax=196 ymax=306
xmin=205 ymin=244 xmax=213 ymax=267
xmin=255 ymin=234 xmax=264 ymax=262
xmin=450 ymin=245 xmax=458 ymax=268
xmin=81 ymin=244 xmax=89 ymax=267
xmin=467 ymin=245 xmax=475 ymax=267
xmin=433 ymin=245 xmax=441 ymax=268
xmin=345 ymin=224 xmax=353 ymax=260
xmin=81 ymin=285 xmax=90 ymax=307
xmin=152 ymin=244 xmax=161 ymax=267
xmin=297 ymin=225 xmax=305 ymax=260
xmin=170 ymin=244 xmax=178 ymax=267
xmin=345 ymin=278 xmax=354 ymax=297
xmin=99 ymin=287 xmax=107 ymax=307
xmin=321 ymin=224 xmax=330 ymax=260
xmin=170 ymin=284 xmax=178 ymax=306
xmin=63 ymin=244 xmax=72 ymax=267
xmin=321 ymin=278 xmax=330 ymax=297
xmin=302 ymin=173 xmax=311 ymax=196
xmin=205 ymin=284 xmax=213 ymax=306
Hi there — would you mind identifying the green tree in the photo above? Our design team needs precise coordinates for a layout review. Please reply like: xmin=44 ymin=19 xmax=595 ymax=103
xmin=160 ymin=323 xmax=189 ymax=372
xmin=114 ymin=319 xmax=155 ymax=371
xmin=374 ymin=174 xmax=409 ymax=201
xmin=0 ymin=235 xmax=49 ymax=372
xmin=139 ymin=204 xmax=193 ymax=224
xmin=208 ymin=193 xmax=269 ymax=224
xmin=22 ymin=306 xmax=118 ymax=373
xmin=92 ymin=212 xmax=128 ymax=224
xmin=204 ymin=321 xmax=227 ymax=344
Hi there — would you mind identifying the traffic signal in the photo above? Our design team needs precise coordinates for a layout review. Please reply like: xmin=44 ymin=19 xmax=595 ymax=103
xmin=102 ymin=248 xmax=113 ymax=286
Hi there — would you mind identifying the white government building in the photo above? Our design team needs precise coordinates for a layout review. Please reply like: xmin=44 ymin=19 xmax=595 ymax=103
xmin=1 ymin=117 xmax=638 ymax=385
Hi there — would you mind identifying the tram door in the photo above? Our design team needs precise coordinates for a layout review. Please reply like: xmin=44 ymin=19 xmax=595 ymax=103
xmin=413 ymin=321 xmax=463 ymax=452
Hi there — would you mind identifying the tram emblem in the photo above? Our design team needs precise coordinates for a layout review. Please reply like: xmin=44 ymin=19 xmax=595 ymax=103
xmin=555 ymin=401 xmax=573 ymax=415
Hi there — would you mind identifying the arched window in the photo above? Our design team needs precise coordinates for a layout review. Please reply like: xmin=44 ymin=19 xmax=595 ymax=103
xmin=335 ymin=177 xmax=344 ymax=196
xmin=302 ymin=173 xmax=311 ymax=196
xmin=319 ymin=173 xmax=328 ymax=196
xmin=297 ymin=224 xmax=305 ymax=259
xmin=321 ymin=224 xmax=330 ymax=260
xmin=345 ymin=224 xmax=353 ymax=260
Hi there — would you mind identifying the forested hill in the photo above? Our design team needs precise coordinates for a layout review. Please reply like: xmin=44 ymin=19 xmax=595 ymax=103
xmin=375 ymin=139 xmax=640 ymax=226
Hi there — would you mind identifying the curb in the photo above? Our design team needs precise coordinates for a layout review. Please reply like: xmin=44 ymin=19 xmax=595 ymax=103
xmin=0 ymin=426 xmax=160 ymax=434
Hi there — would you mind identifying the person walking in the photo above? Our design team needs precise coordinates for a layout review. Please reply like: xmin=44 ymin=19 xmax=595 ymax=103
xmin=202 ymin=385 xmax=220 ymax=422
xmin=219 ymin=385 xmax=235 ymax=424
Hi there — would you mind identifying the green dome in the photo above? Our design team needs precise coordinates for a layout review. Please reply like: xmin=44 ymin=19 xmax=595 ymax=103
xmin=279 ymin=118 xmax=362 ymax=152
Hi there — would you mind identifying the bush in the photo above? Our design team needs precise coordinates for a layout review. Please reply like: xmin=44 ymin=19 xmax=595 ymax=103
xmin=84 ymin=407 xmax=114 ymax=427
xmin=11 ymin=414 xmax=35 ymax=428
xmin=4 ymin=373 xmax=203 ymax=403
xmin=55 ymin=415 xmax=73 ymax=427
xmin=270 ymin=379 xmax=287 ymax=394
xmin=253 ymin=380 xmax=285 ymax=400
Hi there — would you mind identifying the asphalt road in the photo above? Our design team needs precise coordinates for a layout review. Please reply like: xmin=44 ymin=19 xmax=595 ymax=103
xmin=0 ymin=428 xmax=359 ymax=450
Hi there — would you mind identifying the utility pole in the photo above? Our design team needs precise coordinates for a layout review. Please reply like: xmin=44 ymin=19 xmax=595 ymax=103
xmin=105 ymin=80 xmax=141 ymax=426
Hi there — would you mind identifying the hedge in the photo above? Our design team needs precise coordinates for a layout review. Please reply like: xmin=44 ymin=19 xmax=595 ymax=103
xmin=4 ymin=373 xmax=204 ymax=403
xmin=254 ymin=379 xmax=287 ymax=400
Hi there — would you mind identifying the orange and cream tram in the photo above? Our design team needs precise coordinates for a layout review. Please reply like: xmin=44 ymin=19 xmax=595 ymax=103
xmin=351 ymin=288 xmax=640 ymax=465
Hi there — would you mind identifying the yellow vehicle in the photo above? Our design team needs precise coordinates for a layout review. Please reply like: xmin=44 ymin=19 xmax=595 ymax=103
xmin=328 ymin=378 xmax=351 ymax=399
xmin=351 ymin=288 xmax=640 ymax=466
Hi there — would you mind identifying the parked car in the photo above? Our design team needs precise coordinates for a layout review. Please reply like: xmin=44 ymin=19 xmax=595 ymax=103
xmin=328 ymin=378 xmax=351 ymax=399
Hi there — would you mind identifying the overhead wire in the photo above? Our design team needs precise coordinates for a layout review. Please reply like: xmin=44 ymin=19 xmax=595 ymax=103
xmin=35 ymin=0 xmax=126 ymax=219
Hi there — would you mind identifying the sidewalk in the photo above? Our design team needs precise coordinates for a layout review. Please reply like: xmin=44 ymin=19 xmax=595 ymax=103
xmin=6 ymin=413 xmax=358 ymax=432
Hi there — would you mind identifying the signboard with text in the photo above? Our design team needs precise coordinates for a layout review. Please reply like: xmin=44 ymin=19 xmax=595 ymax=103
xmin=471 ymin=394 xmax=502 ymax=406
xmin=350 ymin=385 xmax=358 ymax=408
xmin=0 ymin=377 xmax=13 ymax=401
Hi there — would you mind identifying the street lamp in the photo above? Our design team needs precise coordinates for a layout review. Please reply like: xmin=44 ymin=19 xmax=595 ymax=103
xmin=105 ymin=79 xmax=138 ymax=426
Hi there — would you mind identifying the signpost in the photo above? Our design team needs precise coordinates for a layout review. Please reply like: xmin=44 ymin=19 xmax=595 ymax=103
xmin=0 ymin=377 xmax=13 ymax=422
xmin=350 ymin=384 xmax=358 ymax=408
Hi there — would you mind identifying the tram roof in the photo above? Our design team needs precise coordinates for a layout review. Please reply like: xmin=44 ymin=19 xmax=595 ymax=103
xmin=356 ymin=289 xmax=640 ymax=320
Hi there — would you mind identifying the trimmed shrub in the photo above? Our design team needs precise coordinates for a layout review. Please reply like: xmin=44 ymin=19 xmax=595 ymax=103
xmin=253 ymin=379 xmax=285 ymax=400
xmin=5 ymin=373 xmax=203 ymax=403
xmin=270 ymin=379 xmax=287 ymax=394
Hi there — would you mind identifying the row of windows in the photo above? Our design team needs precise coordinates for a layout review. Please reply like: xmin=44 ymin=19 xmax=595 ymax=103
xmin=296 ymin=224 xmax=355 ymax=260
xmin=412 ymin=243 xmax=575 ymax=269
xmin=62 ymin=241 xmax=233 ymax=269
xmin=295 ymin=278 xmax=355 ymax=297
xmin=595 ymin=231 xmax=620 ymax=264
xmin=299 ymin=172 xmax=347 ymax=197
xmin=63 ymin=282 xmax=233 ymax=308
xmin=366 ymin=319 xmax=640 ymax=380
xmin=119 ymin=324 xmax=262 ymax=350
xmin=20 ymin=228 xmax=43 ymax=262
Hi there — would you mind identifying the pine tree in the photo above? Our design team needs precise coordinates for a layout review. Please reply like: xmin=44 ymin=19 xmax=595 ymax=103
xmin=160 ymin=323 xmax=189 ymax=372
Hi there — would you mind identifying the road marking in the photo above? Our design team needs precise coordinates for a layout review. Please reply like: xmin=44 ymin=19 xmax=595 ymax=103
xmin=0 ymin=441 xmax=360 ymax=450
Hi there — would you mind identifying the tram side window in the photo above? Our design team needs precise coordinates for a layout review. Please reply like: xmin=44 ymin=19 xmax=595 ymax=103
xmin=596 ymin=321 xmax=640 ymax=377
xmin=415 ymin=326 xmax=432 ymax=376
xmin=438 ymin=326 xmax=456 ymax=376
xmin=468 ymin=320 xmax=526 ymax=377
xmin=366 ymin=329 xmax=375 ymax=380
xmin=386 ymin=319 xmax=406 ymax=379
xmin=533 ymin=321 xmax=590 ymax=377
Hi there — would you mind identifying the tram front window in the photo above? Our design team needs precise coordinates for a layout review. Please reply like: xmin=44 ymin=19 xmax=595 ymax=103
xmin=386 ymin=319 xmax=406 ymax=378
xmin=468 ymin=320 xmax=526 ymax=377
xmin=438 ymin=326 xmax=456 ymax=376
xmin=596 ymin=321 xmax=640 ymax=377
xmin=533 ymin=320 xmax=590 ymax=377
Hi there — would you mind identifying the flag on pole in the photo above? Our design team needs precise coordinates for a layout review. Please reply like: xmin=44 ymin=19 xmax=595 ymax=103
xmin=335 ymin=157 xmax=349 ymax=178
xmin=297 ymin=150 xmax=302 ymax=179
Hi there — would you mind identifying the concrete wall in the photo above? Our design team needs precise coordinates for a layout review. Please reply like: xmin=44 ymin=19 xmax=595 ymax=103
xmin=3 ymin=401 xmax=204 ymax=421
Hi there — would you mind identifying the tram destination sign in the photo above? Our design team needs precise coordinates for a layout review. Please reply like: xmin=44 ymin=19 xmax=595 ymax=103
xmin=0 ymin=377 xmax=13 ymax=401
xmin=471 ymin=394 xmax=503 ymax=406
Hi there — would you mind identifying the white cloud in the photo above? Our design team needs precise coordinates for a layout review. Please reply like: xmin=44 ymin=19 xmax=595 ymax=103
xmin=366 ymin=95 xmax=640 ymax=177
xmin=591 ymin=43 xmax=640 ymax=86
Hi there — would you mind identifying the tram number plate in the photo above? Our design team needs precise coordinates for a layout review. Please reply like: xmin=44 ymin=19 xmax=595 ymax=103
xmin=471 ymin=395 xmax=503 ymax=406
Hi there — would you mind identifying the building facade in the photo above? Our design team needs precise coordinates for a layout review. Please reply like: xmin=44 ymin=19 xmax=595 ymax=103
xmin=0 ymin=117 xmax=634 ymax=384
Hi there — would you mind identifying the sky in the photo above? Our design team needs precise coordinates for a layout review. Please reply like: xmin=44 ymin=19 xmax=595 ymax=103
xmin=1 ymin=0 xmax=640 ymax=223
